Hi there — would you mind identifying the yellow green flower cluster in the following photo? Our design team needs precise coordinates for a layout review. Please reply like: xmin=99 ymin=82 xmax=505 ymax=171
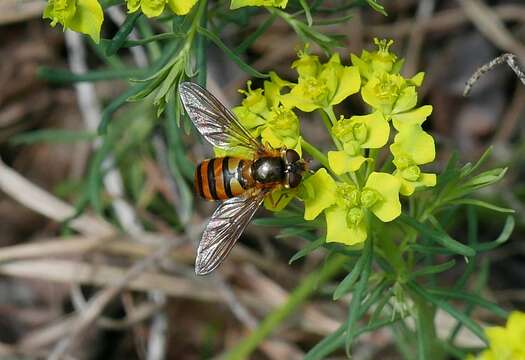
xmin=227 ymin=39 xmax=437 ymax=246
xmin=467 ymin=311 xmax=525 ymax=360
xmin=43 ymin=0 xmax=286 ymax=42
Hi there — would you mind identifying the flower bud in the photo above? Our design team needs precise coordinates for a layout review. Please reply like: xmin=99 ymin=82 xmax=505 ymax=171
xmin=360 ymin=189 xmax=381 ymax=208
xmin=401 ymin=165 xmax=421 ymax=182
xmin=352 ymin=122 xmax=368 ymax=143
xmin=346 ymin=207 xmax=364 ymax=227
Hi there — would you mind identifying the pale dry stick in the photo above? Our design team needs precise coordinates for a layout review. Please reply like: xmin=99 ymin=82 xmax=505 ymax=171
xmin=65 ymin=30 xmax=168 ymax=360
xmin=458 ymin=0 xmax=525 ymax=63
xmin=368 ymin=4 xmax=525 ymax=39
xmin=0 ymin=0 xmax=46 ymax=25
xmin=0 ymin=259 xmax=219 ymax=301
xmin=403 ymin=0 xmax=435 ymax=77
xmin=463 ymin=53 xmax=525 ymax=97
xmin=47 ymin=241 xmax=178 ymax=360
xmin=493 ymin=84 xmax=525 ymax=143
xmin=0 ymin=158 xmax=115 ymax=237
xmin=65 ymin=30 xmax=145 ymax=236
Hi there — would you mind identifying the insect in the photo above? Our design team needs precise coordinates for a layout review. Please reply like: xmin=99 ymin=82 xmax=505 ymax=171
xmin=179 ymin=82 xmax=307 ymax=275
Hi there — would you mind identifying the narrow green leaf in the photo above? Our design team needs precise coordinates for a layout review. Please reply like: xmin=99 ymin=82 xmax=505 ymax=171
xmin=399 ymin=214 xmax=476 ymax=257
xmin=38 ymin=67 xmax=143 ymax=83
xmin=345 ymin=236 xmax=373 ymax=353
xmin=299 ymin=0 xmax=313 ymax=26
xmin=10 ymin=130 xmax=97 ymax=144
xmin=410 ymin=260 xmax=456 ymax=279
xmin=197 ymin=26 xmax=269 ymax=79
xmin=460 ymin=146 xmax=493 ymax=178
xmin=235 ymin=13 xmax=277 ymax=54
xmin=276 ymin=227 xmax=311 ymax=239
xmin=427 ymin=288 xmax=508 ymax=318
xmin=98 ymin=82 xmax=149 ymax=134
xmin=473 ymin=216 xmax=514 ymax=252
xmin=366 ymin=0 xmax=387 ymax=15
xmin=253 ymin=216 xmax=319 ymax=227
xmin=408 ymin=282 xmax=487 ymax=344
xmin=333 ymin=254 xmax=365 ymax=300
xmin=304 ymin=324 xmax=345 ymax=360
xmin=195 ymin=0 xmax=208 ymax=87
xmin=314 ymin=14 xmax=353 ymax=26
xmin=409 ymin=244 xmax=454 ymax=255
xmin=289 ymin=237 xmax=325 ymax=264
xmin=106 ymin=12 xmax=141 ymax=56
xmin=450 ymin=199 xmax=515 ymax=213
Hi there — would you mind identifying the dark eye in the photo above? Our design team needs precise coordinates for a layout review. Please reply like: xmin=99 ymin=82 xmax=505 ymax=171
xmin=285 ymin=149 xmax=300 ymax=164
xmin=287 ymin=172 xmax=302 ymax=188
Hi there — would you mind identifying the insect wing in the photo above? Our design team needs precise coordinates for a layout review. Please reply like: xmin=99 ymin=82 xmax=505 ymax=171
xmin=195 ymin=190 xmax=266 ymax=275
xmin=179 ymin=82 xmax=261 ymax=152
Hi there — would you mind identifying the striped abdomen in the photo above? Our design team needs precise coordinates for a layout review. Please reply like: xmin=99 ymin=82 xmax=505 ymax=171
xmin=194 ymin=157 xmax=253 ymax=200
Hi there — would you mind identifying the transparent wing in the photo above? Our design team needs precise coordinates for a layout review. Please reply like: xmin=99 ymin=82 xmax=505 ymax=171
xmin=195 ymin=190 xmax=267 ymax=275
xmin=179 ymin=82 xmax=261 ymax=152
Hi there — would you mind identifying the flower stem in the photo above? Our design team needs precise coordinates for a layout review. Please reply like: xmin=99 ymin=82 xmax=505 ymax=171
xmin=223 ymin=254 xmax=347 ymax=360
xmin=301 ymin=138 xmax=330 ymax=170
xmin=321 ymin=107 xmax=360 ymax=187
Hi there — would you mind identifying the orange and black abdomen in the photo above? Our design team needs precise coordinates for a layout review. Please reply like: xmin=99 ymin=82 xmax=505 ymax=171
xmin=194 ymin=157 xmax=252 ymax=200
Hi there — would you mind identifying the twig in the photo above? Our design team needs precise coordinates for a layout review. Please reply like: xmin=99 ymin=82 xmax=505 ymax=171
xmin=65 ymin=30 xmax=169 ymax=360
xmin=0 ymin=158 xmax=115 ymax=237
xmin=47 ymin=241 xmax=176 ymax=360
xmin=463 ymin=53 xmax=525 ymax=96
xmin=403 ymin=0 xmax=435 ymax=77
xmin=458 ymin=0 xmax=525 ymax=62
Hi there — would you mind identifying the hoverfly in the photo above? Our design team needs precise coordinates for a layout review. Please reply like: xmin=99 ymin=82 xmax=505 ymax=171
xmin=179 ymin=82 xmax=307 ymax=275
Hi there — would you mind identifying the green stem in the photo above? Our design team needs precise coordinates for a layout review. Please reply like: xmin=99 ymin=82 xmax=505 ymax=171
xmin=321 ymin=107 xmax=360 ymax=187
xmin=301 ymin=138 xmax=330 ymax=170
xmin=224 ymin=254 xmax=347 ymax=360
xmin=412 ymin=294 xmax=445 ymax=360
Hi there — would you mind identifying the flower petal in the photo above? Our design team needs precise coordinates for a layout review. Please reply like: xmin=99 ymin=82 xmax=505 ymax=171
xmin=331 ymin=66 xmax=361 ymax=105
xmin=325 ymin=206 xmax=367 ymax=245
xmin=392 ymin=86 xmax=417 ymax=114
xmin=365 ymin=172 xmax=401 ymax=222
xmin=390 ymin=125 xmax=435 ymax=165
xmin=264 ymin=188 xmax=296 ymax=212
xmin=328 ymin=151 xmax=366 ymax=175
xmin=167 ymin=0 xmax=197 ymax=15
xmin=357 ymin=112 xmax=390 ymax=148
xmin=67 ymin=0 xmax=104 ymax=42
xmin=392 ymin=105 xmax=433 ymax=130
xmin=302 ymin=168 xmax=337 ymax=220
xmin=230 ymin=0 xmax=288 ymax=9
xmin=141 ymin=0 xmax=166 ymax=17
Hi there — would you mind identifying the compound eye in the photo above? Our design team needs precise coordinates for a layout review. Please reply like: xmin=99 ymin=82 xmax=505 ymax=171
xmin=287 ymin=172 xmax=302 ymax=188
xmin=285 ymin=149 xmax=300 ymax=164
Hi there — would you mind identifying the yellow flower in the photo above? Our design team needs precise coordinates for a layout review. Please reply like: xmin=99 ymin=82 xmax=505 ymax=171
xmin=468 ymin=311 xmax=525 ymax=360
xmin=230 ymin=0 xmax=288 ymax=9
xmin=127 ymin=0 xmax=197 ymax=17
xmin=43 ymin=0 xmax=104 ymax=43
xmin=281 ymin=51 xmax=361 ymax=112
xmin=328 ymin=112 xmax=390 ymax=174
xmin=302 ymin=170 xmax=401 ymax=245
xmin=217 ymin=76 xmax=299 ymax=158
xmin=351 ymin=38 xmax=403 ymax=80
xmin=390 ymin=124 xmax=436 ymax=196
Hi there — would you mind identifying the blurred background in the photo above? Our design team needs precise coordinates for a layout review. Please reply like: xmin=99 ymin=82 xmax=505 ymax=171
xmin=0 ymin=0 xmax=524 ymax=359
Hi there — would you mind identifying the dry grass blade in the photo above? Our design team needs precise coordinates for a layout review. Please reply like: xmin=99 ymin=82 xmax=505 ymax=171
xmin=0 ymin=158 xmax=115 ymax=237
xmin=458 ymin=0 xmax=525 ymax=62
xmin=464 ymin=53 xmax=525 ymax=96
xmin=46 ymin=241 xmax=197 ymax=359
xmin=0 ymin=258 xmax=219 ymax=302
